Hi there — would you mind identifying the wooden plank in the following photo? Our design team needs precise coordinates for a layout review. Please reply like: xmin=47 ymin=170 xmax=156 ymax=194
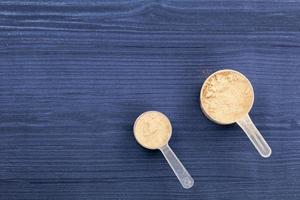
xmin=0 ymin=0 xmax=299 ymax=199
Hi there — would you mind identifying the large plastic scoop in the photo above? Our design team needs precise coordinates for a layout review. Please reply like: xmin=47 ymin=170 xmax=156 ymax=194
xmin=200 ymin=69 xmax=272 ymax=158
xmin=133 ymin=111 xmax=194 ymax=189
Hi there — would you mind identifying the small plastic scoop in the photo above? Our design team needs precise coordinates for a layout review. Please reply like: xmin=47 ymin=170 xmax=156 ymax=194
xmin=133 ymin=111 xmax=194 ymax=189
xmin=200 ymin=69 xmax=272 ymax=158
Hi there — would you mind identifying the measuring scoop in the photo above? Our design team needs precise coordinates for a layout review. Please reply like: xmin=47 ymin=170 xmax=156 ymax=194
xmin=200 ymin=69 xmax=272 ymax=158
xmin=133 ymin=111 xmax=194 ymax=189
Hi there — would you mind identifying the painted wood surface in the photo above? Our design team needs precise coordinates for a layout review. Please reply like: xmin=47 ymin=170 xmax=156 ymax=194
xmin=0 ymin=0 xmax=300 ymax=199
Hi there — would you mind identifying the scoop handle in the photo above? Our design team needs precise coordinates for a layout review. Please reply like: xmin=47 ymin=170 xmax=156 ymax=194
xmin=160 ymin=144 xmax=194 ymax=189
xmin=237 ymin=114 xmax=272 ymax=158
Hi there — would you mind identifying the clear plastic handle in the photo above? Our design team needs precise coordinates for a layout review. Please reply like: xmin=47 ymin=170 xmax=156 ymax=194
xmin=237 ymin=114 xmax=272 ymax=158
xmin=160 ymin=144 xmax=194 ymax=189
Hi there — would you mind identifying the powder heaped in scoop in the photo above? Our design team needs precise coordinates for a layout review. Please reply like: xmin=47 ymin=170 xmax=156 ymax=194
xmin=134 ymin=111 xmax=172 ymax=149
xmin=201 ymin=70 xmax=254 ymax=124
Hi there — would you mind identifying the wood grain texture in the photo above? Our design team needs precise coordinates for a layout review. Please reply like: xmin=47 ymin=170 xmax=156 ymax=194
xmin=0 ymin=0 xmax=300 ymax=199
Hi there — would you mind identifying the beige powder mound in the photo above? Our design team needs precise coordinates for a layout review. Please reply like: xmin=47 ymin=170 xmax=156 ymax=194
xmin=201 ymin=70 xmax=254 ymax=124
xmin=134 ymin=111 xmax=172 ymax=149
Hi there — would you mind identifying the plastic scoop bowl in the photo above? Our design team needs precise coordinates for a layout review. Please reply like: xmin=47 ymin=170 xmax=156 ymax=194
xmin=200 ymin=69 xmax=272 ymax=158
xmin=133 ymin=111 xmax=194 ymax=189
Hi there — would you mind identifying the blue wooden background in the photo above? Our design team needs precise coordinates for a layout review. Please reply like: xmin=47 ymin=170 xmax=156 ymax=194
xmin=0 ymin=0 xmax=300 ymax=199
